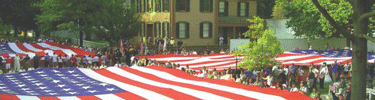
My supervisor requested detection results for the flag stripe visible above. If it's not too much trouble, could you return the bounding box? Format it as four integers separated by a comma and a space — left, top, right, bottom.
107, 67, 232, 100
38, 96, 60, 100
94, 69, 201, 100
95, 94, 124, 100
113, 92, 146, 100
133, 66, 288, 100
77, 68, 173, 100
23, 43, 44, 52
118, 67, 253, 100
0, 93, 20, 100
144, 66, 314, 100
76, 95, 102, 100
8, 43, 35, 57
17, 95, 41, 100
57, 96, 81, 100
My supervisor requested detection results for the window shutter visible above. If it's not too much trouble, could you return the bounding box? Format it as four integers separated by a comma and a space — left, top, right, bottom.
224, 1, 228, 16
143, 22, 146, 36
176, 23, 180, 38
245, 2, 249, 17
154, 23, 157, 37
237, 2, 241, 17
165, 0, 169, 11
159, 0, 162, 12
200, 23, 203, 38
186, 0, 190, 11
210, 0, 213, 12
176, 0, 180, 12
199, 0, 204, 12
186, 23, 189, 38
159, 23, 162, 37
209, 23, 213, 38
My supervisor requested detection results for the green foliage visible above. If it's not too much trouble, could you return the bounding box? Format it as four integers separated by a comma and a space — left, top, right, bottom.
242, 16, 265, 40
0, 0, 40, 32
257, 0, 276, 19
36, 0, 140, 44
272, 1, 286, 19
235, 17, 284, 70
279, 0, 375, 39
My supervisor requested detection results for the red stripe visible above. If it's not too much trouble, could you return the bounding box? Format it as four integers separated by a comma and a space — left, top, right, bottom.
280, 55, 322, 62
38, 96, 60, 100
16, 43, 46, 56
190, 61, 236, 70
146, 66, 315, 100
114, 92, 147, 100
77, 95, 101, 100
120, 67, 254, 100
31, 43, 48, 50
276, 53, 304, 57
0, 93, 20, 100
93, 69, 201, 100
180, 60, 232, 66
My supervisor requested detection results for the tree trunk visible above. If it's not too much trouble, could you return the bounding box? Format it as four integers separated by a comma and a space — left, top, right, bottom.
23, 29, 27, 39
79, 30, 84, 47
35, 30, 40, 39
85, 32, 92, 41
13, 25, 18, 37
351, 0, 370, 99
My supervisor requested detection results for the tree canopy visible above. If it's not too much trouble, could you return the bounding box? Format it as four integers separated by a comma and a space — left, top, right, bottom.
235, 17, 284, 70
36, 0, 140, 46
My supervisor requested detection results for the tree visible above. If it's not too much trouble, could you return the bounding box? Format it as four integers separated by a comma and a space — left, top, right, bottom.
235, 17, 284, 70
281, 0, 375, 99
257, 0, 276, 19
36, 0, 139, 47
271, 1, 286, 19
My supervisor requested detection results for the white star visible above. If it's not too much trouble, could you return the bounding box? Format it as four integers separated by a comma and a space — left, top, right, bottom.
9, 79, 20, 82
23, 76, 31, 78
39, 86, 48, 90
72, 74, 80, 77
76, 84, 85, 86
49, 93, 58, 95
26, 78, 36, 81
7, 77, 16, 80
13, 82, 23, 85
76, 77, 85, 79
39, 74, 48, 77
57, 84, 66, 88
62, 88, 72, 91
29, 93, 39, 95
71, 81, 79, 84
44, 77, 54, 80
68, 92, 77, 95
4, 75, 14, 78
25, 91, 35, 93
21, 88, 31, 91
52, 80, 60, 83
51, 70, 60, 73
61, 77, 69, 79
17, 84, 26, 87
36, 71, 44, 74
106, 88, 116, 91
0, 83, 5, 85
99, 83, 109, 86
0, 86, 7, 89
56, 74, 65, 76
30, 80, 39, 83
87, 90, 98, 93
68, 70, 75, 73
82, 86, 91, 89
44, 90, 52, 92
34, 83, 43, 86
20, 73, 29, 76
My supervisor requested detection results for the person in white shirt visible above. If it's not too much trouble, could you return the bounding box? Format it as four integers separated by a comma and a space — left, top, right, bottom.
114, 62, 122, 67
299, 83, 307, 94
52, 53, 58, 67
101, 55, 106, 65
220, 49, 225, 54
87, 55, 92, 68
343, 61, 350, 75
62, 55, 67, 67
272, 65, 279, 72
27, 67, 35, 71
57, 55, 63, 68
93, 55, 99, 67
289, 83, 299, 92
219, 36, 224, 46
319, 63, 328, 89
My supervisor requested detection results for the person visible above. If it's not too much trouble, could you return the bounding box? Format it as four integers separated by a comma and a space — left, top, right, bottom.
343, 61, 350, 76
125, 49, 131, 66
33, 54, 40, 69
289, 83, 298, 92
87, 55, 92, 68
177, 39, 183, 49
170, 37, 175, 47
220, 49, 225, 54
338, 62, 344, 81
57, 55, 63, 68
262, 73, 273, 87
309, 88, 317, 98
13, 54, 21, 72
62, 55, 68, 67
319, 63, 328, 89
45, 53, 50, 67
101, 54, 106, 66
0, 57, 4, 73
297, 66, 305, 84
278, 70, 287, 89
93, 55, 99, 67
316, 92, 322, 100
219, 36, 224, 46
332, 60, 338, 82
299, 82, 307, 94
52, 53, 58, 67
76, 55, 82, 67
23, 55, 31, 69
70, 54, 76, 67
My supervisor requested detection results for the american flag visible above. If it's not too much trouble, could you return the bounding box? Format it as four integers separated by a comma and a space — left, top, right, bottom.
143, 49, 374, 72
329, 84, 336, 91
0, 66, 313, 100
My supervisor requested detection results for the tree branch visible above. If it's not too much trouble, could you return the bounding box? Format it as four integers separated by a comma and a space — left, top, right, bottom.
361, 34, 375, 44
311, 0, 354, 40
360, 11, 375, 22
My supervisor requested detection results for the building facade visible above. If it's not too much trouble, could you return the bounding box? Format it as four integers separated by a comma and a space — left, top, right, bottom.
132, 0, 257, 46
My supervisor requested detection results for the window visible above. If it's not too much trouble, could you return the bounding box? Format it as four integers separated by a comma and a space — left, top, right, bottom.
200, 22, 212, 38
176, 0, 190, 12
218, 1, 228, 16
237, 2, 249, 17
200, 0, 213, 12
163, 0, 169, 11
176, 22, 189, 39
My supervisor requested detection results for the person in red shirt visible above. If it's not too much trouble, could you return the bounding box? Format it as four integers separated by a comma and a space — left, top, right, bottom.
70, 54, 76, 67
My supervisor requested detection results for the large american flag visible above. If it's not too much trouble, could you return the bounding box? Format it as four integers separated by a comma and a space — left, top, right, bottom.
144, 49, 375, 71
0, 66, 312, 100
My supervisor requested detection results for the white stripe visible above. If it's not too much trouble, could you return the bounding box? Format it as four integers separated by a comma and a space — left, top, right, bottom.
37, 43, 76, 55
131, 66, 286, 100
16, 95, 41, 100
150, 57, 198, 61
107, 67, 231, 100
281, 57, 351, 64
57, 96, 81, 100
78, 68, 172, 100
182, 61, 236, 68
23, 43, 43, 52
276, 54, 314, 61
95, 94, 124, 100
7, 43, 35, 57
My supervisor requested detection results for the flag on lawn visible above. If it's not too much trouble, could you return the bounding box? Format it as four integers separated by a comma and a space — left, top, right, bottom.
0, 66, 313, 100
